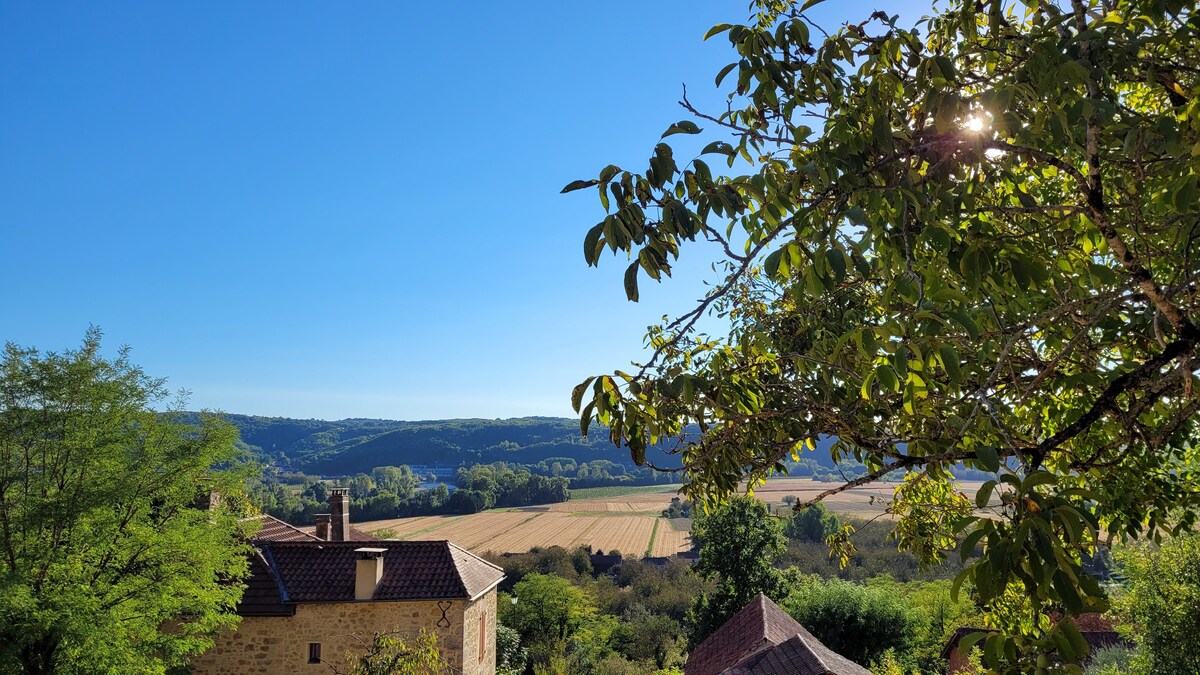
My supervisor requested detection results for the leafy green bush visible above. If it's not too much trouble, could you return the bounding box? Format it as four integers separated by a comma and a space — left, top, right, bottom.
783, 577, 920, 667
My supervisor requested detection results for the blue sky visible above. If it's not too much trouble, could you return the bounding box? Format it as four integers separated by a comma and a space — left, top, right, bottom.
1, 1, 930, 420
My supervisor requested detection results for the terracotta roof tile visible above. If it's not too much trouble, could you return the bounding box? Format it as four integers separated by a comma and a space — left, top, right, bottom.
686, 594, 803, 675
448, 541, 507, 599
722, 631, 872, 675
257, 540, 504, 603
686, 594, 870, 675
298, 524, 379, 542
236, 549, 295, 616
243, 515, 322, 542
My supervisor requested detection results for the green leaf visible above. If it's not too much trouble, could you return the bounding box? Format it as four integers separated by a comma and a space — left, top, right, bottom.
571, 378, 595, 412
579, 401, 596, 436
672, 201, 696, 238
893, 347, 909, 378
701, 141, 736, 156
800, 0, 828, 10
876, 365, 898, 392
715, 62, 738, 87
825, 249, 846, 282
1053, 573, 1086, 619
561, 179, 599, 193
661, 120, 702, 138
1022, 471, 1057, 491
1174, 177, 1197, 212
949, 310, 980, 341
961, 527, 988, 562
872, 114, 894, 150
977, 446, 1000, 473
623, 261, 640, 302
975, 480, 997, 508
703, 24, 733, 40
764, 249, 785, 279
583, 223, 604, 265
939, 345, 961, 384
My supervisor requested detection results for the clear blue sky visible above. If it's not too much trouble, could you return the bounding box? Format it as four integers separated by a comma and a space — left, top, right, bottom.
1, 1, 929, 421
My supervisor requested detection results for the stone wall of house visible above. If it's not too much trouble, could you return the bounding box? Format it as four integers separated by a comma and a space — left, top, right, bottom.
192, 589, 498, 675
461, 587, 497, 673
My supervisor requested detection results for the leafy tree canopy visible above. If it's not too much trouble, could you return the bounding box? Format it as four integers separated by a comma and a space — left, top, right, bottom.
688, 496, 787, 643
568, 0, 1200, 669
783, 576, 920, 667
1112, 532, 1200, 674
784, 500, 839, 542
0, 330, 250, 674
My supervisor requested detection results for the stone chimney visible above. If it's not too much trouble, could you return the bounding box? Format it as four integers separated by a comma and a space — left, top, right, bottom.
354, 548, 386, 601
329, 487, 350, 541
313, 514, 331, 541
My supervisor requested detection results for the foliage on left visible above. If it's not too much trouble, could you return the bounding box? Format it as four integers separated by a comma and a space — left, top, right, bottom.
0, 329, 251, 675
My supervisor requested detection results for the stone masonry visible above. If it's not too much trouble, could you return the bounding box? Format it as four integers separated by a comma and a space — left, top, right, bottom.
191, 588, 498, 675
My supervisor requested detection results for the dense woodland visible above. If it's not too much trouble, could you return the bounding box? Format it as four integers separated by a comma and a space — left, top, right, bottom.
248, 462, 572, 523
210, 414, 691, 474
223, 413, 1002, 497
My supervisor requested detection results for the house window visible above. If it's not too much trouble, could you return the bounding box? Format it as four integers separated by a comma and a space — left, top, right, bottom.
478, 611, 486, 662
308, 643, 322, 664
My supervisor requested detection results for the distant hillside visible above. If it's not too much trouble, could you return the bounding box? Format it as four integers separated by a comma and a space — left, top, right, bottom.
199, 414, 691, 475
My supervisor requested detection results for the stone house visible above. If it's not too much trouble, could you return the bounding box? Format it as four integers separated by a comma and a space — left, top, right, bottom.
685, 594, 871, 675
192, 489, 504, 674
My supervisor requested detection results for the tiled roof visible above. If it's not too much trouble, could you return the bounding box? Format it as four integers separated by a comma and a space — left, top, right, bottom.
447, 542, 508, 599
236, 549, 295, 616
298, 523, 380, 541
243, 514, 322, 542
254, 540, 504, 604
721, 631, 872, 675
685, 594, 870, 675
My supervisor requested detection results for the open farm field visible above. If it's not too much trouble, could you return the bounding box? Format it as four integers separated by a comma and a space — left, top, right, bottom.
359, 510, 690, 558
549, 490, 681, 513
569, 484, 683, 500
356, 478, 988, 557
752, 477, 989, 518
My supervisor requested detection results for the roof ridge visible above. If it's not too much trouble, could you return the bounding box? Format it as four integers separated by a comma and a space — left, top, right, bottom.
243, 514, 322, 542
257, 543, 290, 603
791, 628, 832, 672
446, 540, 505, 573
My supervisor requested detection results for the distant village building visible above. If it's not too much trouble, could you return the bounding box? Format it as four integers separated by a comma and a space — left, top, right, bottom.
685, 594, 870, 675
192, 488, 504, 675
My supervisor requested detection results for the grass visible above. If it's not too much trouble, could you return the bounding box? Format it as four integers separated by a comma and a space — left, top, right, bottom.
644, 518, 660, 557
569, 484, 682, 500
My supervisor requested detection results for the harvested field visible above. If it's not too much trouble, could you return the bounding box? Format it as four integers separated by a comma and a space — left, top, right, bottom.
356, 477, 983, 557
572, 515, 658, 556
548, 491, 679, 514
649, 525, 692, 557
359, 515, 460, 538
359, 510, 691, 558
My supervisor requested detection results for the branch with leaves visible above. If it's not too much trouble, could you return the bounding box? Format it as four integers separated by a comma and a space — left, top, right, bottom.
565, 0, 1200, 670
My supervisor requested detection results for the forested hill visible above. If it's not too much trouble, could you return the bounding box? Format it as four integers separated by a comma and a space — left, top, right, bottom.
197, 414, 695, 475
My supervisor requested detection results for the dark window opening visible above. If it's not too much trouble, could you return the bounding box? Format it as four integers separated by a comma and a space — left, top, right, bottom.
308, 643, 322, 664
